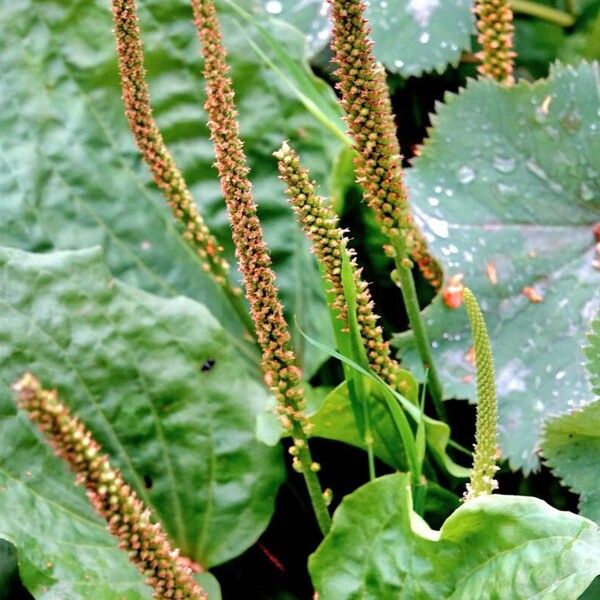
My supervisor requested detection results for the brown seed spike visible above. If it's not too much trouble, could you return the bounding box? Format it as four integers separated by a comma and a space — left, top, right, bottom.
12, 373, 207, 600
328, 0, 442, 289
191, 0, 330, 534
111, 0, 234, 292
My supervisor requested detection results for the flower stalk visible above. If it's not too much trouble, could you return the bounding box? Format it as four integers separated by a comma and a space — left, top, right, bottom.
192, 0, 331, 534
12, 373, 207, 600
275, 141, 411, 397
462, 288, 499, 501
328, 0, 444, 416
474, 0, 516, 84
111, 0, 254, 335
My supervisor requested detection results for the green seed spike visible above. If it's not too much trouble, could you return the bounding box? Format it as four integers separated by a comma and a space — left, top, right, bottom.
463, 287, 499, 501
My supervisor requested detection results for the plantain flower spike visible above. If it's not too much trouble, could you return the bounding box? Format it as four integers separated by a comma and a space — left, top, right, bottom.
12, 373, 207, 600
328, 0, 442, 289
275, 141, 409, 395
474, 0, 516, 84
462, 288, 500, 501
191, 0, 330, 533
111, 0, 235, 294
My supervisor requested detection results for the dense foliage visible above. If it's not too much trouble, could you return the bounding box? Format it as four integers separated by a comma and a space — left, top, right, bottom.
0, 0, 599, 598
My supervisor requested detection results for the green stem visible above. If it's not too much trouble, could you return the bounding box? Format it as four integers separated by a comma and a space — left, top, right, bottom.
294, 427, 332, 535
564, 0, 577, 16
363, 396, 376, 481
392, 241, 445, 421
511, 0, 575, 26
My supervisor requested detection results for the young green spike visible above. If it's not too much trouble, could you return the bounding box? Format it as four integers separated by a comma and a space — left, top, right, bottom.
462, 288, 500, 501
474, 0, 516, 84
274, 141, 410, 396
191, 0, 331, 535
12, 373, 207, 600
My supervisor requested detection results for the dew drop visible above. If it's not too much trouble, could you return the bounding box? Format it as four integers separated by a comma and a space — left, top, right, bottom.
427, 196, 439, 206
579, 182, 594, 202
427, 216, 449, 238
492, 155, 516, 174
456, 165, 476, 184
265, 0, 282, 14
419, 31, 430, 44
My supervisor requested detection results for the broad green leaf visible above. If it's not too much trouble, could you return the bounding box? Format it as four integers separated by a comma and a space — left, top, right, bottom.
0, 247, 284, 581
542, 400, 600, 524
310, 382, 468, 478
309, 473, 600, 599
310, 382, 412, 470
364, 0, 474, 76
542, 316, 600, 524
399, 61, 600, 470
0, 0, 339, 376
260, 0, 475, 77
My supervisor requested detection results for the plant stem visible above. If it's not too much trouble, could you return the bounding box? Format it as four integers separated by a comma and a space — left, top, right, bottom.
511, 0, 575, 26
392, 241, 445, 421
361, 384, 376, 481
294, 426, 332, 535
564, 0, 577, 16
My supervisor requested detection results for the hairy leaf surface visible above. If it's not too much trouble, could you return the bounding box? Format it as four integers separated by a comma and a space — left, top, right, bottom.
310, 473, 600, 599
0, 246, 283, 594
399, 62, 600, 470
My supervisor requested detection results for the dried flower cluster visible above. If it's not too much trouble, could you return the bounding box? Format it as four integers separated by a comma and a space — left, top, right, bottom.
328, 0, 442, 289
13, 373, 207, 600
474, 0, 516, 84
462, 289, 499, 501
275, 142, 409, 394
191, 0, 308, 437
112, 0, 232, 290
191, 0, 331, 533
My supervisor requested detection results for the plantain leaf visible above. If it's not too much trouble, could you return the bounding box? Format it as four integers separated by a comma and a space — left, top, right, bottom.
260, 0, 474, 76
399, 61, 600, 471
542, 315, 600, 524
0, 246, 284, 599
309, 473, 600, 599
310, 381, 411, 470
0, 0, 340, 375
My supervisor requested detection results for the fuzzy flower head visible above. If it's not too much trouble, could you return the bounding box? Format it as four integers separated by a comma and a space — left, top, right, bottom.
275, 141, 410, 394
112, 0, 232, 289
13, 373, 207, 600
474, 0, 516, 84
328, 0, 442, 289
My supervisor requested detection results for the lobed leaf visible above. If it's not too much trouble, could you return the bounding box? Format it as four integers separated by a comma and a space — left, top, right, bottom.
260, 0, 474, 76
399, 61, 600, 470
542, 315, 600, 524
